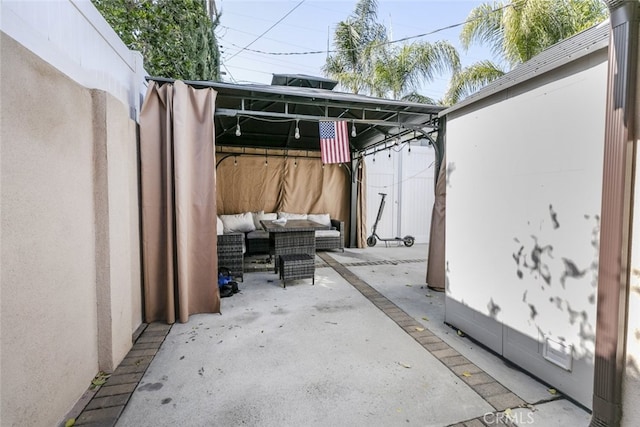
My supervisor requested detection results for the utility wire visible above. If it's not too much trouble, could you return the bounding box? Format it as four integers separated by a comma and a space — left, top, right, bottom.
219, 25, 316, 52
220, 2, 513, 57
225, 0, 306, 62
221, 63, 237, 83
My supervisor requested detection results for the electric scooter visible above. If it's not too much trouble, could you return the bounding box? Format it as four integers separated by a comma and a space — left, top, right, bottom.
366, 193, 415, 247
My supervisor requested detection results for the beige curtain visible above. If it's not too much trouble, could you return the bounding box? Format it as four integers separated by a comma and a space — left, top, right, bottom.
356, 157, 367, 248
139, 81, 220, 324
216, 155, 285, 213
426, 154, 446, 291
216, 156, 350, 239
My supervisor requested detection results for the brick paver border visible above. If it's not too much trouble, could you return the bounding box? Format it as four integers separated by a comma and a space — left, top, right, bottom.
71, 323, 172, 427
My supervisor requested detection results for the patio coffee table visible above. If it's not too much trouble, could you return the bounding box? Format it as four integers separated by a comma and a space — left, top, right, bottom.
260, 219, 329, 275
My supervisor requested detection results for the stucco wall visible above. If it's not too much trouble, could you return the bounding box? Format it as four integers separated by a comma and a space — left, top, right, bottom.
0, 31, 142, 426
1, 0, 146, 120
93, 90, 143, 371
445, 48, 608, 408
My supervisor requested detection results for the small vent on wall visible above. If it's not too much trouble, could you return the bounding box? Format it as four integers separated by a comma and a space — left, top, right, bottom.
543, 337, 573, 371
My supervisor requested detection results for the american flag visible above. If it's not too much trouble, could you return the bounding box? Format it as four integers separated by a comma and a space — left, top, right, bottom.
319, 121, 350, 164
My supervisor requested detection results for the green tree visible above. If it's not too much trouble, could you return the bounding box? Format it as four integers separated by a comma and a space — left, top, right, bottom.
92, 0, 220, 81
323, 0, 459, 102
371, 42, 460, 101
323, 0, 387, 94
444, 0, 608, 104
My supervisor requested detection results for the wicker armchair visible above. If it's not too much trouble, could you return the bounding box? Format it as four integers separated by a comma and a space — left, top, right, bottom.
315, 219, 345, 251
217, 233, 244, 281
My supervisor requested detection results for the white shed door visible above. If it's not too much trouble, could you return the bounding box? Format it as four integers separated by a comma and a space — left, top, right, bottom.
365, 145, 436, 244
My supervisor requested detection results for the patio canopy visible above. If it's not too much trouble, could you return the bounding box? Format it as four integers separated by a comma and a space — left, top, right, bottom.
147, 75, 445, 157
139, 77, 449, 324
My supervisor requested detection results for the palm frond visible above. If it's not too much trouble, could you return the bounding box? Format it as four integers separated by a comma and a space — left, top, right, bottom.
462, 0, 608, 66
460, 2, 506, 58
400, 92, 438, 105
443, 60, 505, 105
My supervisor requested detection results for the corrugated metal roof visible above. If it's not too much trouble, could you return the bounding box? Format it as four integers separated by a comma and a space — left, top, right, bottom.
441, 20, 610, 117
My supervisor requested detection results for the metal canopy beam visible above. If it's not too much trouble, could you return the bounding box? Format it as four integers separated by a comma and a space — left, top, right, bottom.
215, 108, 437, 129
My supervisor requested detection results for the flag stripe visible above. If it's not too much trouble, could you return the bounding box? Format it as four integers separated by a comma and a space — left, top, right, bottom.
319, 121, 350, 164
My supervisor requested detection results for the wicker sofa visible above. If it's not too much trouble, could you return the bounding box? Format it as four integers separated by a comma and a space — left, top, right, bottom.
218, 211, 345, 258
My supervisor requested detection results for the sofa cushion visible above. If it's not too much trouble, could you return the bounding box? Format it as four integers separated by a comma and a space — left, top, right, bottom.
246, 230, 270, 239
217, 216, 224, 235
220, 212, 256, 233
278, 211, 308, 220
252, 211, 277, 229
315, 230, 341, 238
308, 213, 331, 227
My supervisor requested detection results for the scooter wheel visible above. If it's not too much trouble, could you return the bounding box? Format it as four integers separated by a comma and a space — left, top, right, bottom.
366, 236, 377, 247
403, 236, 415, 247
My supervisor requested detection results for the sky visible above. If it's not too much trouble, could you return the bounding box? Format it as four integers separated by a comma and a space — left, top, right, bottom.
216, 0, 497, 101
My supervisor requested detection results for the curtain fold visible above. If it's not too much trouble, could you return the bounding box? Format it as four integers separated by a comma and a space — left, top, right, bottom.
140, 81, 220, 324
426, 154, 446, 291
356, 157, 367, 248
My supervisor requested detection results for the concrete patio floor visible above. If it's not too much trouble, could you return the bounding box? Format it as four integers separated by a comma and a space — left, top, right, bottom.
75, 245, 592, 426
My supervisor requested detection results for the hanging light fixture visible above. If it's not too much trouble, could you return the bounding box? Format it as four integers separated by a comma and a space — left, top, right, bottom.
264, 149, 268, 167
234, 156, 238, 166
351, 121, 356, 138
294, 157, 298, 168
235, 117, 241, 137
388, 148, 392, 159
294, 119, 300, 139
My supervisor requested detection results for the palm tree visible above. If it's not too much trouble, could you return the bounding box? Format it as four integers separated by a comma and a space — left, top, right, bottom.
323, 0, 387, 94
371, 41, 460, 101
444, 0, 608, 105
324, 0, 459, 102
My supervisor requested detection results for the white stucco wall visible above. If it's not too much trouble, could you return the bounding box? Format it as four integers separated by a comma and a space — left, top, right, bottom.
445, 48, 608, 408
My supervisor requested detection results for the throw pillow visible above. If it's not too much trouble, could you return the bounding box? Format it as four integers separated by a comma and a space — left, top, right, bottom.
252, 211, 277, 229
216, 216, 224, 235
220, 212, 256, 233
307, 213, 331, 227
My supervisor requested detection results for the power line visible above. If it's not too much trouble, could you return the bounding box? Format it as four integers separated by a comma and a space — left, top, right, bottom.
221, 63, 237, 83
221, 45, 319, 74
220, 3, 513, 57
219, 25, 317, 52
225, 0, 306, 62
